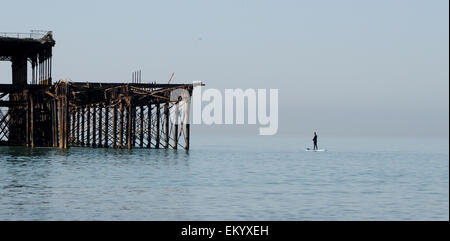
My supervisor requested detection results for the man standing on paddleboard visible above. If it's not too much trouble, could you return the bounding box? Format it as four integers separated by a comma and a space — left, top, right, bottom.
313, 131, 318, 150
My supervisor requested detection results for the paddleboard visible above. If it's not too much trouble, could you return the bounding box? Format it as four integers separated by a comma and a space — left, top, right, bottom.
305, 148, 326, 152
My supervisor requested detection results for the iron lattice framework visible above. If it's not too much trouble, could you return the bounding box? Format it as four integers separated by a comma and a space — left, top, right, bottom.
0, 82, 196, 150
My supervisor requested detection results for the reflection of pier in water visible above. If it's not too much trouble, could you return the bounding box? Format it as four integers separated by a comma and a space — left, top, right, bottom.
0, 31, 201, 150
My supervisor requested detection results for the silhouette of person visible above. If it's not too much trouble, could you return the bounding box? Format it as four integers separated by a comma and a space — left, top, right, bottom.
313, 132, 318, 150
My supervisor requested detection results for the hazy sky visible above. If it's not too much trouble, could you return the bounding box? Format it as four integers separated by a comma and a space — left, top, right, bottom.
1, 0, 448, 137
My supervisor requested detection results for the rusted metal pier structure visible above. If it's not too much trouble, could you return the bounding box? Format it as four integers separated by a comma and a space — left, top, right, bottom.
1, 31, 198, 150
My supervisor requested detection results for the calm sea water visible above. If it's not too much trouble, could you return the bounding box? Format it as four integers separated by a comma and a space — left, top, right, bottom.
0, 134, 448, 220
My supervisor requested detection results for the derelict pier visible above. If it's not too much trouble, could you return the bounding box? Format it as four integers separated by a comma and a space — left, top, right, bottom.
0, 31, 199, 150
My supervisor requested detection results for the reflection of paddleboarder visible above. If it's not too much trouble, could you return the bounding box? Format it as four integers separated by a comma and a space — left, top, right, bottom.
312, 131, 318, 150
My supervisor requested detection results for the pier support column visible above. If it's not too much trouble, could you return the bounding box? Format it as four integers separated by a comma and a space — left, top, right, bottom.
112, 105, 117, 148
58, 98, 63, 148
164, 102, 169, 149
98, 105, 103, 148
104, 105, 109, 148
185, 99, 191, 150
25, 91, 30, 147
173, 102, 178, 149
139, 106, 144, 148
147, 105, 151, 148
132, 106, 136, 147
57, 83, 69, 149
86, 106, 91, 147
127, 101, 133, 150
76, 108, 80, 145
155, 104, 160, 149
119, 103, 124, 148
30, 94, 34, 148
81, 107, 85, 146
71, 109, 75, 145
64, 90, 69, 149
92, 105, 96, 147
185, 124, 190, 150
51, 100, 57, 147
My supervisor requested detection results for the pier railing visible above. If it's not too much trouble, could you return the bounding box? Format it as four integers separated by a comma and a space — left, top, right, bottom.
0, 31, 49, 40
